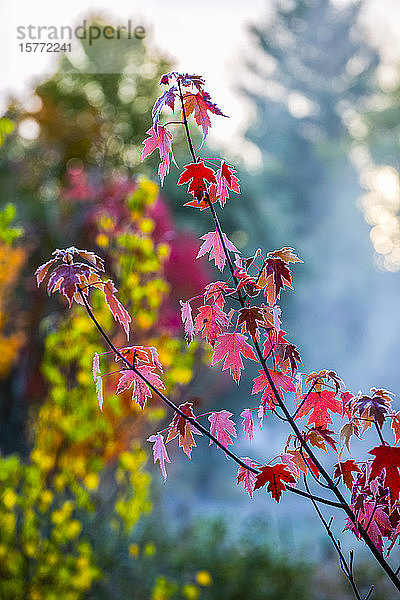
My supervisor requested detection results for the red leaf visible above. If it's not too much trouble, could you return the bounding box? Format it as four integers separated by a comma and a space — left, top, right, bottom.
194, 304, 229, 346
141, 125, 176, 186
211, 332, 257, 384
166, 402, 201, 458
391, 411, 400, 445
208, 410, 237, 447
183, 90, 227, 144
152, 86, 177, 123
204, 281, 232, 309
197, 230, 239, 271
334, 460, 362, 492
254, 463, 296, 502
260, 257, 293, 305
116, 365, 164, 409
240, 408, 254, 440
180, 300, 195, 344
215, 161, 240, 207
252, 369, 295, 409
177, 161, 217, 201
103, 280, 131, 339
147, 432, 171, 481
295, 390, 342, 429
237, 458, 258, 498
369, 444, 400, 500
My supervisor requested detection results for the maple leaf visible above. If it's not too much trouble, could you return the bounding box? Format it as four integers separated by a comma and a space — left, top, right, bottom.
208, 410, 237, 447
197, 230, 239, 271
369, 444, 400, 500
295, 390, 342, 429
267, 247, 302, 264
118, 345, 162, 371
204, 281, 232, 309
259, 257, 293, 306
116, 366, 164, 409
183, 90, 227, 144
147, 432, 171, 481
47, 263, 93, 307
240, 408, 254, 440
215, 161, 240, 207
95, 376, 103, 412
194, 304, 229, 346
282, 344, 302, 375
254, 463, 296, 502
160, 72, 205, 90
103, 280, 131, 339
92, 352, 100, 381
252, 369, 296, 407
307, 427, 338, 454
345, 500, 392, 554
141, 125, 176, 186
177, 161, 217, 201
391, 411, 400, 445
166, 402, 201, 458
282, 450, 319, 480
355, 390, 392, 429
237, 458, 258, 498
152, 86, 177, 123
334, 460, 362, 491
340, 421, 356, 452
211, 332, 257, 384
237, 307, 264, 339
179, 300, 195, 344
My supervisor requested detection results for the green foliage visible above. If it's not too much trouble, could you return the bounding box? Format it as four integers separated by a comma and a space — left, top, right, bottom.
0, 203, 23, 244
0, 117, 14, 146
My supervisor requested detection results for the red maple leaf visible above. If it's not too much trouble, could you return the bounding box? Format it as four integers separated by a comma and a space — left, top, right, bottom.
295, 390, 342, 429
260, 257, 293, 305
196, 230, 239, 271
152, 86, 177, 123
177, 161, 217, 201
116, 365, 164, 409
103, 280, 132, 340
240, 408, 254, 440
194, 304, 229, 346
211, 332, 257, 384
334, 460, 362, 492
369, 445, 400, 500
204, 281, 232, 309
208, 410, 237, 447
215, 161, 240, 207
141, 125, 176, 186
252, 369, 296, 408
166, 402, 201, 458
183, 90, 227, 144
237, 458, 258, 498
180, 300, 195, 344
147, 432, 171, 481
254, 463, 296, 502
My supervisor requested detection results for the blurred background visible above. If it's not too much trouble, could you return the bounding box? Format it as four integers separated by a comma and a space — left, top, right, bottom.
1, 0, 400, 598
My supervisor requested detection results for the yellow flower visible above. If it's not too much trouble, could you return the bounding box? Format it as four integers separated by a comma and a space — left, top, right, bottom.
196, 570, 212, 586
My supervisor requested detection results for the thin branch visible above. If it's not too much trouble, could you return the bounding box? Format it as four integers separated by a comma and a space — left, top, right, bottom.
303, 475, 363, 600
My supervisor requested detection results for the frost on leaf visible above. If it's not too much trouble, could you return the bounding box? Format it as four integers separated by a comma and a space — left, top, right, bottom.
147, 432, 171, 481
208, 410, 237, 447
180, 300, 195, 344
211, 332, 257, 384
254, 463, 296, 502
183, 90, 227, 144
116, 366, 164, 410
369, 444, 400, 500
295, 390, 342, 429
166, 402, 201, 458
141, 125, 176, 186
177, 161, 217, 201
194, 304, 229, 346
103, 280, 131, 340
237, 458, 258, 498
215, 161, 240, 207
96, 376, 103, 411
197, 230, 239, 271
240, 408, 254, 440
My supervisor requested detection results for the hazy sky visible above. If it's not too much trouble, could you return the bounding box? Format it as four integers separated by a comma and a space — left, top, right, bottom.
1, 0, 400, 146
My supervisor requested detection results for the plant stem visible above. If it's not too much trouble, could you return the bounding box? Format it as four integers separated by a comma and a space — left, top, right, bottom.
176, 83, 400, 593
